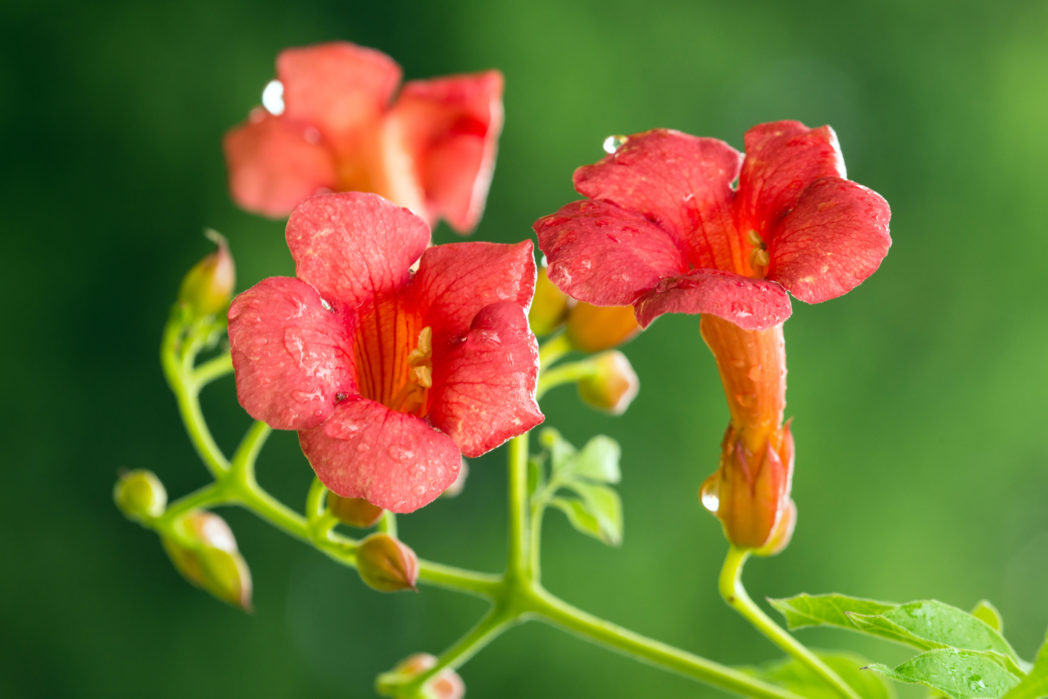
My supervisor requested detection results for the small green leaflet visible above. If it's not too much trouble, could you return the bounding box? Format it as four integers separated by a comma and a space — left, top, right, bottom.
533, 429, 623, 546
971, 600, 1004, 633
866, 649, 1019, 698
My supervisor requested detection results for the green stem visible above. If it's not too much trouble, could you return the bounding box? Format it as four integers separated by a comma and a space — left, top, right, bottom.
193, 352, 233, 386
529, 585, 803, 699
536, 360, 599, 399
505, 433, 530, 581
719, 546, 860, 699
377, 510, 398, 538
538, 332, 572, 368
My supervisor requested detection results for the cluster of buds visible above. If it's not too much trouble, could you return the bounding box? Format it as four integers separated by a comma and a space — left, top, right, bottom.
380, 653, 465, 699
530, 266, 640, 414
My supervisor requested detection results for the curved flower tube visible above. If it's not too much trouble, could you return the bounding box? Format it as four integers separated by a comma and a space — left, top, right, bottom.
228, 192, 542, 512
534, 121, 891, 551
224, 42, 504, 234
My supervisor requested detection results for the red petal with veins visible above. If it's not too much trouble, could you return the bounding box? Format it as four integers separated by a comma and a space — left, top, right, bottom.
228, 277, 356, 430
534, 200, 688, 306
428, 302, 542, 457
768, 178, 892, 304
286, 192, 430, 309
736, 121, 845, 237
299, 397, 461, 513
633, 269, 792, 331
223, 109, 338, 219
277, 42, 401, 149
574, 129, 741, 270
414, 240, 535, 343
389, 71, 504, 234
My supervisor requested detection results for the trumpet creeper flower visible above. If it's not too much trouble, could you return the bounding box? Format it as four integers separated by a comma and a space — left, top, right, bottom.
224, 42, 503, 234
534, 121, 891, 551
228, 192, 542, 512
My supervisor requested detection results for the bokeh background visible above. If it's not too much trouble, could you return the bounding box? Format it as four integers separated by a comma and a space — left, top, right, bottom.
4, 0, 1048, 696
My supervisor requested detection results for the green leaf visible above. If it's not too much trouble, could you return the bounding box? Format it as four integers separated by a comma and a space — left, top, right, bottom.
563, 480, 622, 546
867, 649, 1020, 698
850, 601, 1023, 673
769, 593, 895, 631
539, 428, 576, 472
566, 435, 621, 484
527, 456, 545, 499
746, 651, 895, 699
1002, 632, 1048, 699
550, 497, 605, 543
771, 594, 1024, 676
971, 600, 1004, 633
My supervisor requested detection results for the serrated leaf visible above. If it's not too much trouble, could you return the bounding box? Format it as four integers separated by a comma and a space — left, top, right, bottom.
769, 593, 895, 631
971, 601, 1004, 633
566, 435, 621, 484
746, 651, 895, 699
850, 601, 1023, 675
563, 480, 622, 546
1002, 632, 1048, 699
550, 497, 605, 543
867, 649, 1020, 698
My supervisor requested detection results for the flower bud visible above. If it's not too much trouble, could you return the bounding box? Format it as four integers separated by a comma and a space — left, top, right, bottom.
327, 493, 384, 528
565, 302, 640, 353
528, 266, 571, 336
162, 510, 252, 611
389, 654, 465, 699
576, 351, 639, 415
357, 533, 419, 593
113, 469, 167, 521
177, 230, 235, 318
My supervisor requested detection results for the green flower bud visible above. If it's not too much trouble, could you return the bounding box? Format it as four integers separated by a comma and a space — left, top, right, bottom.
114, 469, 167, 521
577, 351, 639, 415
327, 493, 384, 528
177, 230, 235, 318
357, 533, 419, 593
162, 511, 252, 611
383, 653, 465, 699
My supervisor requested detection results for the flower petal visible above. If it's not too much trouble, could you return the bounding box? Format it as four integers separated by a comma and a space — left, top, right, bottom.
573, 129, 741, 270
633, 269, 792, 330
768, 178, 892, 304
277, 42, 401, 149
299, 398, 461, 513
387, 71, 504, 234
534, 199, 688, 306
286, 192, 430, 309
428, 302, 542, 457
413, 240, 535, 342
223, 109, 338, 218
736, 121, 845, 236
228, 277, 355, 430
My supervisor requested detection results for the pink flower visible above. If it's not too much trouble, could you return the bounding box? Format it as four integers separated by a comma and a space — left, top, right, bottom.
228, 192, 542, 512
224, 42, 503, 234
533, 121, 891, 330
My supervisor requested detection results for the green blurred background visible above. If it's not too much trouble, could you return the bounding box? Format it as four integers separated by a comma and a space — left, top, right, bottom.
4, 0, 1048, 696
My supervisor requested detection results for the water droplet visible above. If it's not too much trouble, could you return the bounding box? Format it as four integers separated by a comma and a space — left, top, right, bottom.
387, 445, 415, 463
261, 79, 285, 115
283, 328, 306, 364
356, 443, 371, 453
602, 134, 628, 154
700, 480, 720, 514
291, 389, 319, 404
320, 298, 333, 312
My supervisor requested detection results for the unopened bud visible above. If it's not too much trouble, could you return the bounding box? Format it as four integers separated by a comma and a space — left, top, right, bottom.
389, 654, 465, 699
177, 230, 235, 318
754, 499, 796, 557
441, 458, 469, 498
327, 493, 384, 528
566, 302, 640, 353
529, 266, 571, 336
113, 469, 167, 521
162, 510, 252, 611
577, 351, 639, 415
357, 533, 419, 593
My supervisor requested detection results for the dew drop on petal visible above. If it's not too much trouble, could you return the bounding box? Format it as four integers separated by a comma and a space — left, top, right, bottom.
387, 445, 415, 463
700, 480, 720, 514
602, 134, 628, 154
262, 80, 285, 115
